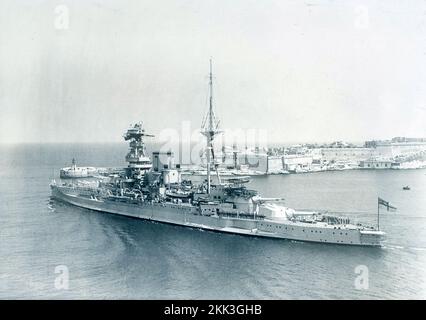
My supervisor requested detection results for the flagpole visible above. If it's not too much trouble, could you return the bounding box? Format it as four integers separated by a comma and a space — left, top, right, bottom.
377, 197, 396, 231
377, 198, 380, 231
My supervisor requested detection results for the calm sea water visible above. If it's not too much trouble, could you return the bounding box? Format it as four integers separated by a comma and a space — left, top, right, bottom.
0, 144, 425, 299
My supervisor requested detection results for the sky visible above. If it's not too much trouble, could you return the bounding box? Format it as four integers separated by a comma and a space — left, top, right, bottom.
0, 0, 425, 144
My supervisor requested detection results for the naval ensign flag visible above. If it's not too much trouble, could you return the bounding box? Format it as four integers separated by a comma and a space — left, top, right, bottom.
378, 197, 397, 211
377, 197, 396, 230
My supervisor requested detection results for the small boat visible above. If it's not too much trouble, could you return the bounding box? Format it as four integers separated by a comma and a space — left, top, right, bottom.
165, 189, 192, 199
403, 186, 410, 190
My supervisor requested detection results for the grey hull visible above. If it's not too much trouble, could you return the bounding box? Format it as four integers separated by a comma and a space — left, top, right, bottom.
51, 186, 384, 246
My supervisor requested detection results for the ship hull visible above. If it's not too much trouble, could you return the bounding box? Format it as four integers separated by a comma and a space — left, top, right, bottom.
51, 186, 384, 246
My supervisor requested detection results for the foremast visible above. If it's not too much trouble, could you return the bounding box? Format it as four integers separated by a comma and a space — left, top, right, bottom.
201, 59, 222, 194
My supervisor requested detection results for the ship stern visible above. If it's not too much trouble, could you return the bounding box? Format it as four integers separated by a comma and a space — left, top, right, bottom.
360, 230, 386, 246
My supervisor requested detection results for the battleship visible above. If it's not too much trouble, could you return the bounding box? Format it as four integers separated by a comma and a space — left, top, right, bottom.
50, 61, 385, 246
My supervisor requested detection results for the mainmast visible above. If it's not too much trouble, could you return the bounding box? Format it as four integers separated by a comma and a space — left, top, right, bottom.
201, 59, 221, 194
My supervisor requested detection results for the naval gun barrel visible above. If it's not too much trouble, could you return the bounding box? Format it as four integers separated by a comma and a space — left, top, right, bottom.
253, 197, 285, 204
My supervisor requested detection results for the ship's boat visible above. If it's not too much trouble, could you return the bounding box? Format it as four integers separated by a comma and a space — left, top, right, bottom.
165, 189, 192, 199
